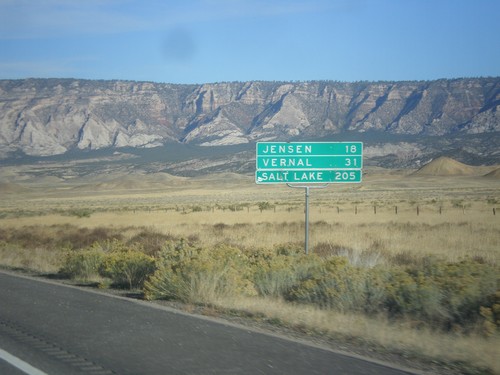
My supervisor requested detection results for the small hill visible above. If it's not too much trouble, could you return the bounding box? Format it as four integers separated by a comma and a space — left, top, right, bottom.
0, 182, 31, 193
484, 167, 500, 179
412, 157, 477, 176
74, 172, 188, 191
192, 172, 252, 182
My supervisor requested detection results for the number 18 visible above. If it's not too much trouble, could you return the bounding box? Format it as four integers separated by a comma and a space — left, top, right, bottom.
345, 145, 357, 153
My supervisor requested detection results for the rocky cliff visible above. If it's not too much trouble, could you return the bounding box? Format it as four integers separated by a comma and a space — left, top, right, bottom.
0, 78, 499, 162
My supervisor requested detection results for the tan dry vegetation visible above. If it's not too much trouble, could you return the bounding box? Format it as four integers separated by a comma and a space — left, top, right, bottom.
1, 167, 499, 270
0, 245, 63, 273
2, 197, 498, 264
1, 168, 499, 265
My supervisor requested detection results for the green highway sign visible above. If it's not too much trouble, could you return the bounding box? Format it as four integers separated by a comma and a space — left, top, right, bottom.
256, 169, 362, 184
256, 142, 362, 156
256, 142, 363, 184
257, 155, 362, 170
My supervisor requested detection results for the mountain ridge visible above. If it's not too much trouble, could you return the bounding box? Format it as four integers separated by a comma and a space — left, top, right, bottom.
0, 77, 499, 169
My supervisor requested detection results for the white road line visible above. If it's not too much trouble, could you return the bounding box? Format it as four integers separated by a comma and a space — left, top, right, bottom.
0, 348, 49, 375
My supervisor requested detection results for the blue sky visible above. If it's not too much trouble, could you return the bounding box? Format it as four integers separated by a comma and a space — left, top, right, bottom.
0, 0, 499, 84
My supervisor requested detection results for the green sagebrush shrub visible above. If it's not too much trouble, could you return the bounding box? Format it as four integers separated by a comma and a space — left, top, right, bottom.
480, 290, 500, 336
99, 244, 155, 289
285, 256, 386, 313
248, 244, 319, 298
59, 247, 106, 282
384, 258, 499, 330
285, 255, 499, 331
144, 239, 254, 303
59, 240, 155, 289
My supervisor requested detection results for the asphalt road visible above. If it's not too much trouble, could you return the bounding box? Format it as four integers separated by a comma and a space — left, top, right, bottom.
0, 271, 416, 375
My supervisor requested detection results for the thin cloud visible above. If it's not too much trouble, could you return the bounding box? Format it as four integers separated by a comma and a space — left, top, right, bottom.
0, 0, 353, 39
0, 56, 98, 79
0, 61, 72, 78
0, 0, 151, 39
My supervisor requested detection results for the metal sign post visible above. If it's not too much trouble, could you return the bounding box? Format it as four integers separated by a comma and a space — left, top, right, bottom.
287, 183, 328, 255
256, 142, 363, 254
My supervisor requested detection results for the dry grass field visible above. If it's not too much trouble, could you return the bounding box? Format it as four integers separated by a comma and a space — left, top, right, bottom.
1, 165, 499, 374
2, 167, 498, 262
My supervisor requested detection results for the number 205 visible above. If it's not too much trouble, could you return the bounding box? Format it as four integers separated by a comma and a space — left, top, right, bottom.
334, 171, 357, 180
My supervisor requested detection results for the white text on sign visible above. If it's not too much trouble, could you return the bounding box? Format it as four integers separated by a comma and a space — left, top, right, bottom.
255, 170, 361, 184
260, 144, 313, 154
